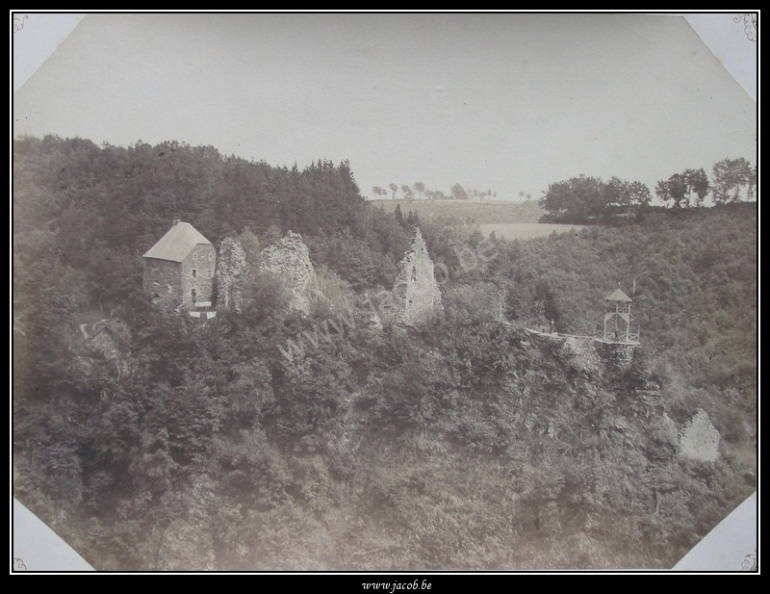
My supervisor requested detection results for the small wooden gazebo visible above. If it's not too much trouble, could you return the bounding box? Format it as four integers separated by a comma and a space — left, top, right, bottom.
599, 288, 640, 344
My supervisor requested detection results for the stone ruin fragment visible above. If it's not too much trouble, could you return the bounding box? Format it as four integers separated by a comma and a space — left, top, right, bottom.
217, 231, 319, 315
259, 231, 318, 315
392, 227, 443, 326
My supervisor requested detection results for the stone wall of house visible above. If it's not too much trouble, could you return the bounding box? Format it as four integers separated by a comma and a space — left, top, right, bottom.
180, 244, 216, 308
144, 244, 216, 309
393, 228, 443, 326
143, 258, 183, 308
679, 408, 720, 462
260, 231, 317, 315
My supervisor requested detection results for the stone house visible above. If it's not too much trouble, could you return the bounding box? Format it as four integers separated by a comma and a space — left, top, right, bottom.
143, 220, 216, 309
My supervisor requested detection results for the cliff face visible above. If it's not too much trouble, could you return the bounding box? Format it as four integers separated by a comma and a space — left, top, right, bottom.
393, 228, 443, 326
260, 231, 318, 315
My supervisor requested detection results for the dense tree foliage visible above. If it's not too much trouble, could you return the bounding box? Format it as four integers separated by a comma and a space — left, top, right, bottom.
543, 158, 755, 222
656, 160, 755, 208
13, 136, 755, 570
539, 175, 651, 223
711, 158, 756, 205
489, 205, 757, 395
655, 169, 711, 208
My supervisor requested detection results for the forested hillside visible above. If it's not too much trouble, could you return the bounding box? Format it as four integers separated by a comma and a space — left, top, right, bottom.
13, 136, 756, 570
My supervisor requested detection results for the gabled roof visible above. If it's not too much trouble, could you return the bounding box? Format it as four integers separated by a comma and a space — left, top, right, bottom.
143, 222, 212, 262
605, 288, 632, 302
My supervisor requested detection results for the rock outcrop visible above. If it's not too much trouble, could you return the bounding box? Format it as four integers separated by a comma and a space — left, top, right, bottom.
216, 231, 319, 315
260, 231, 317, 315
217, 237, 247, 312
679, 408, 720, 462
560, 336, 601, 375
393, 228, 443, 326
73, 318, 132, 381
593, 341, 636, 369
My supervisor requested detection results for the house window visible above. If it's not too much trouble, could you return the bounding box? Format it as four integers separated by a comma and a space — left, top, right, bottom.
208, 253, 212, 261
207, 270, 212, 278
191, 288, 197, 300
193, 253, 197, 260
192, 269, 197, 278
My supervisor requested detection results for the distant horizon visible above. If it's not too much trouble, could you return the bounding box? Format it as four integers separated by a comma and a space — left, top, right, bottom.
12, 130, 756, 209
14, 14, 756, 203
11, 131, 756, 208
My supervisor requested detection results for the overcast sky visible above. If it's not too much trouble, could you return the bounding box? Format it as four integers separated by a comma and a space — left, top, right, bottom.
13, 13, 756, 201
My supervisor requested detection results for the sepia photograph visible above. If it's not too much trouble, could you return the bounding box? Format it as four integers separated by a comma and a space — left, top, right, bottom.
12, 11, 758, 573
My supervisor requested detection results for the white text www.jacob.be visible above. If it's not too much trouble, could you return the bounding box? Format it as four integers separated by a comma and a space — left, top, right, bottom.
362, 580, 431, 592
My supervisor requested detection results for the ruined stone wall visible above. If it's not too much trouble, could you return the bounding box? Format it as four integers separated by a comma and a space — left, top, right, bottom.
217, 237, 247, 311
394, 228, 443, 326
260, 231, 317, 315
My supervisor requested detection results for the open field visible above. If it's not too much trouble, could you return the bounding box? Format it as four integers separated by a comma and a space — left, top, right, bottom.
369, 199, 585, 239
369, 199, 544, 225
479, 222, 586, 240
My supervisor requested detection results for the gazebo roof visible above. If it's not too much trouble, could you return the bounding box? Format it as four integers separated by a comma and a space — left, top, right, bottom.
605, 288, 632, 302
